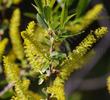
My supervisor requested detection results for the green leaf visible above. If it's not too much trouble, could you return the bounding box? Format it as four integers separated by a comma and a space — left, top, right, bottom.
65, 0, 73, 7
32, 4, 39, 12
64, 40, 71, 52
36, 13, 48, 28
64, 13, 76, 25
50, 0, 56, 8
56, 31, 73, 41
76, 0, 91, 18
43, 6, 51, 23
38, 78, 44, 85
50, 51, 66, 60
41, 62, 50, 73
34, 0, 43, 13
24, 12, 36, 19
0, 91, 13, 99
0, 0, 2, 4
50, 15, 60, 29
60, 2, 68, 28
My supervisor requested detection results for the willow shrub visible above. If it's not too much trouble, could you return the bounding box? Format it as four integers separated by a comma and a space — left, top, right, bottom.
0, 0, 108, 100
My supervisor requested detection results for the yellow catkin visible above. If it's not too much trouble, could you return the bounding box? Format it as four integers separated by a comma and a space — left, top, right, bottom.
9, 8, 24, 61
12, 0, 21, 5
22, 21, 44, 55
0, 38, 8, 61
73, 27, 108, 56
21, 21, 48, 73
7, 50, 16, 62
24, 21, 48, 54
47, 27, 108, 100
60, 27, 108, 81
23, 38, 46, 73
66, 4, 103, 33
47, 84, 65, 100
47, 77, 65, 100
27, 91, 41, 100
4, 56, 20, 82
4, 56, 31, 100
107, 76, 110, 93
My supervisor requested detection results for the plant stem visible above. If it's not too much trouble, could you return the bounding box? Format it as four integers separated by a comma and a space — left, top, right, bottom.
0, 83, 14, 97
47, 29, 55, 100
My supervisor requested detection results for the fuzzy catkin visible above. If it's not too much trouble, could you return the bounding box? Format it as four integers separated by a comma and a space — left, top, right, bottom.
21, 21, 48, 74
66, 4, 103, 33
12, 0, 21, 4
0, 38, 8, 61
9, 9, 24, 61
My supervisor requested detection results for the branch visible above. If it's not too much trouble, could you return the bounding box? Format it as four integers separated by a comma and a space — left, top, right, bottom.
0, 83, 14, 97
79, 72, 110, 91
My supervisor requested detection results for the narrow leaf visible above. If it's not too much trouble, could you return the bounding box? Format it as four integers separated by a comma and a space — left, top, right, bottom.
36, 13, 48, 28
24, 12, 36, 19
34, 0, 43, 13
43, 6, 51, 22
50, 0, 56, 8
64, 13, 76, 25
76, 0, 91, 18
60, 2, 68, 28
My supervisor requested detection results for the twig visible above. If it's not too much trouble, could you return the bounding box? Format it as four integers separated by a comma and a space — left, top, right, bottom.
0, 83, 14, 97
79, 72, 110, 91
